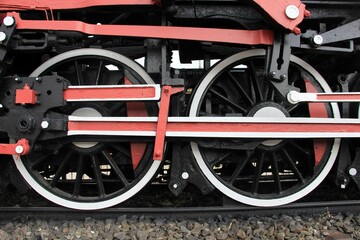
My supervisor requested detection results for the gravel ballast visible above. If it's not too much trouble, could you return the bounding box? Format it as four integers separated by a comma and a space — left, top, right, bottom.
0, 212, 358, 239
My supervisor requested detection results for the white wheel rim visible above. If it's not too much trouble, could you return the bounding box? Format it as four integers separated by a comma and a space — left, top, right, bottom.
189, 49, 341, 207
13, 49, 160, 210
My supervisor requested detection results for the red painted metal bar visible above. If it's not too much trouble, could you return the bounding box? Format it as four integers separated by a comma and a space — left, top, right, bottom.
252, 0, 310, 34
153, 86, 184, 161
0, 0, 157, 11
1, 0, 308, 34
67, 119, 360, 136
0, 139, 30, 156
317, 93, 360, 101
9, 13, 274, 45
64, 85, 159, 102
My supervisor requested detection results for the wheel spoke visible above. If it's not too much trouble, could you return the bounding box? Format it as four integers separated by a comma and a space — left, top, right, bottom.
101, 150, 129, 186
251, 152, 264, 194
271, 152, 281, 194
209, 151, 232, 167
288, 140, 310, 157
208, 88, 246, 113
287, 103, 299, 113
94, 60, 104, 85
73, 155, 84, 196
248, 61, 263, 101
50, 150, 74, 187
268, 88, 275, 101
229, 152, 252, 185
109, 103, 126, 115
227, 71, 253, 105
75, 60, 84, 85
30, 153, 52, 169
281, 149, 305, 183
109, 143, 131, 158
91, 154, 106, 197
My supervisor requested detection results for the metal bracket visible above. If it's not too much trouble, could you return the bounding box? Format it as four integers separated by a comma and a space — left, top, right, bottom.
169, 144, 214, 196
0, 16, 16, 77
320, 19, 360, 45
335, 141, 352, 189
349, 148, 360, 190
266, 33, 300, 97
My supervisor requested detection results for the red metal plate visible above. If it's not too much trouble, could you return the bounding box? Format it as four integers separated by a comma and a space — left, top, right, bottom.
10, 13, 274, 45
305, 80, 329, 167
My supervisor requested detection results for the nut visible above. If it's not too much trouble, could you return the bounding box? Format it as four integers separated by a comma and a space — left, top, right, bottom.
285, 5, 300, 20
3, 16, 15, 27
15, 145, 24, 154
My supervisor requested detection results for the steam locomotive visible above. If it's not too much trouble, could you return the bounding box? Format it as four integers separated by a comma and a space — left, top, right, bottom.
0, 0, 359, 210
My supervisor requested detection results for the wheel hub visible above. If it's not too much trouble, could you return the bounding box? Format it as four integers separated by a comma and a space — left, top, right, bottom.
71, 107, 102, 148
248, 102, 289, 147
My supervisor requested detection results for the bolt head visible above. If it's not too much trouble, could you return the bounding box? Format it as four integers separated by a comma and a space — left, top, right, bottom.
181, 172, 189, 180
15, 145, 24, 154
313, 35, 323, 46
172, 183, 178, 189
41, 121, 49, 129
349, 168, 357, 176
0, 32, 6, 42
285, 5, 300, 20
3, 16, 15, 27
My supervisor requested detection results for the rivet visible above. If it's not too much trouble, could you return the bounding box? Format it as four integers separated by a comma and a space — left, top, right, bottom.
172, 183, 178, 189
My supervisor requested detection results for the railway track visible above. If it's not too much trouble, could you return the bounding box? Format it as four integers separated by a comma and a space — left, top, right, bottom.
1, 200, 360, 221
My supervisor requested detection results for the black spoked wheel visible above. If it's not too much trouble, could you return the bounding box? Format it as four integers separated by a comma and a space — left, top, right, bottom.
14, 49, 160, 210
189, 49, 340, 207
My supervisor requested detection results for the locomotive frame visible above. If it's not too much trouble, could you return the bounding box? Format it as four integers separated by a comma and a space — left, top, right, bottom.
0, 0, 360, 210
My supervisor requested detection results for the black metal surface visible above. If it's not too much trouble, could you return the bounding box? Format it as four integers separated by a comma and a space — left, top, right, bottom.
0, 16, 16, 77
350, 149, 360, 191
266, 34, 300, 97
0, 76, 68, 144
169, 144, 214, 196
321, 19, 360, 45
